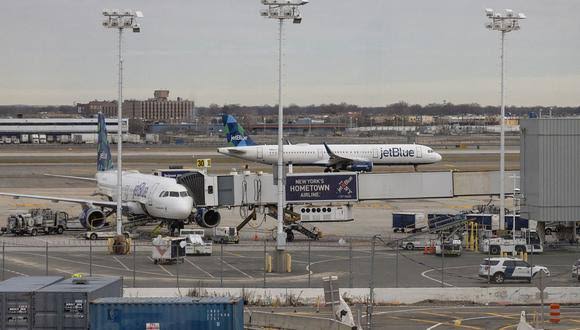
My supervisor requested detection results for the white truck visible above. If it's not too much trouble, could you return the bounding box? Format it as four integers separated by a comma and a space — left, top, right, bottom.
39, 134, 47, 144
31, 134, 40, 144
179, 227, 239, 244
20, 134, 29, 144
481, 229, 543, 255
179, 231, 212, 256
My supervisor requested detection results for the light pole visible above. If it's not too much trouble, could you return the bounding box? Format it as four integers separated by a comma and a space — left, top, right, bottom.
484, 8, 525, 229
260, 0, 308, 250
102, 9, 143, 235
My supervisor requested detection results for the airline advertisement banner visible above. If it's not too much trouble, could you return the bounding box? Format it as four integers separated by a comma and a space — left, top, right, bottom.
286, 173, 358, 203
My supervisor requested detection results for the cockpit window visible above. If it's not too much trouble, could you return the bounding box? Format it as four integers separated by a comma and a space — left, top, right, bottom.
427, 149, 433, 153
170, 192, 179, 197
161, 191, 168, 197
180, 191, 189, 197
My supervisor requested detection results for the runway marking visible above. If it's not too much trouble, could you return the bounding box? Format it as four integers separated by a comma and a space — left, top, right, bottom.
184, 258, 215, 278
113, 256, 131, 271
147, 257, 174, 276
385, 315, 481, 330
220, 258, 253, 279
19, 252, 167, 277
420, 269, 454, 287
4, 268, 28, 276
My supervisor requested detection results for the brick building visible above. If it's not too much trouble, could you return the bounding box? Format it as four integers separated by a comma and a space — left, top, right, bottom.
79, 90, 194, 123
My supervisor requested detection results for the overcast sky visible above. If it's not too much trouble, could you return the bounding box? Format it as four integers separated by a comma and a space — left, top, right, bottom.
1, 1, 579, 107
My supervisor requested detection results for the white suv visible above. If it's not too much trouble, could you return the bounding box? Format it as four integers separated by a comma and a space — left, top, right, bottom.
479, 257, 550, 284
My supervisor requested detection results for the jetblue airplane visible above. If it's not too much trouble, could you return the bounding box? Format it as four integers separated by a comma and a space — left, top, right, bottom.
0, 114, 196, 230
217, 115, 442, 172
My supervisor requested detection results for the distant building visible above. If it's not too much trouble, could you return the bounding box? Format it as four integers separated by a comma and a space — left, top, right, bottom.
79, 90, 194, 123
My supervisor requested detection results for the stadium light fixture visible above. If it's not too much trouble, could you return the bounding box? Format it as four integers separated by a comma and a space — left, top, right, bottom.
260, 0, 307, 250
484, 8, 525, 250
102, 9, 143, 235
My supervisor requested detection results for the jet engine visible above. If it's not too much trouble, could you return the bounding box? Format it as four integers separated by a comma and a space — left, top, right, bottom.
78, 208, 107, 229
345, 160, 373, 172
194, 208, 221, 228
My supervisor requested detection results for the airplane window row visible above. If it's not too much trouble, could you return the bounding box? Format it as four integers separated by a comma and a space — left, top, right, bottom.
159, 191, 190, 198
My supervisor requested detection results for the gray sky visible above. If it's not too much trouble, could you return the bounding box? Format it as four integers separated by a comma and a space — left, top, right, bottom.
1, 0, 579, 107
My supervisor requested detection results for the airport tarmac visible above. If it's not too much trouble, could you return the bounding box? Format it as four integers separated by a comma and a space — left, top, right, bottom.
0, 238, 578, 289
259, 305, 580, 329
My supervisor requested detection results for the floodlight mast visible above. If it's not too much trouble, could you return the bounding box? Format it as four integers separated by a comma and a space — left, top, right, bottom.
102, 9, 142, 235
260, 0, 307, 251
484, 8, 525, 237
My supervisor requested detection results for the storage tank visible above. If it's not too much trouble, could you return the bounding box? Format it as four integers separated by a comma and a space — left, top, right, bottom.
0, 276, 63, 330
33, 276, 122, 330
90, 297, 244, 330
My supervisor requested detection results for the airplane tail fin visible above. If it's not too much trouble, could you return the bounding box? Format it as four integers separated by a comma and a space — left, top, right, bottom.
96, 113, 114, 171
222, 114, 256, 147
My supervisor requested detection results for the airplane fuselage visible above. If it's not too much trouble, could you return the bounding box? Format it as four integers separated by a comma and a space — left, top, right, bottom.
218, 144, 442, 168
95, 170, 193, 221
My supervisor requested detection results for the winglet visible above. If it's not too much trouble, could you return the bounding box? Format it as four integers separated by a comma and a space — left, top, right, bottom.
323, 142, 337, 157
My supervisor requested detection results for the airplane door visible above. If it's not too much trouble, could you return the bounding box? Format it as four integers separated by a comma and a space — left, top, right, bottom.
372, 148, 379, 159
416, 146, 422, 158
147, 183, 159, 206
318, 149, 324, 159
257, 147, 263, 160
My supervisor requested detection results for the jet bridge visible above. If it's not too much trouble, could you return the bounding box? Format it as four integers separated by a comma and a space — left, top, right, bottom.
163, 169, 515, 240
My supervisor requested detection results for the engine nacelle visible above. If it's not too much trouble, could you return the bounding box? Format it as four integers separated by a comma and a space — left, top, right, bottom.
194, 208, 221, 228
345, 160, 373, 172
78, 208, 107, 229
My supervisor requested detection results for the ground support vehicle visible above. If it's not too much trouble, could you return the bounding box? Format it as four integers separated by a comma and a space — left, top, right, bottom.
182, 234, 212, 256
481, 229, 543, 255
392, 212, 427, 233
400, 236, 437, 250
6, 208, 68, 236
435, 239, 462, 256
479, 257, 550, 284
151, 236, 186, 264
84, 231, 131, 240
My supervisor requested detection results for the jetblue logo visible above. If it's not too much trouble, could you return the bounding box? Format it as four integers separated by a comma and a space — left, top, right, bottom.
133, 182, 148, 198
379, 147, 415, 159
229, 134, 247, 141
98, 152, 108, 161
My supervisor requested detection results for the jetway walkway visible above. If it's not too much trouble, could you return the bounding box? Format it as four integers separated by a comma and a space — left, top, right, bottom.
166, 169, 518, 240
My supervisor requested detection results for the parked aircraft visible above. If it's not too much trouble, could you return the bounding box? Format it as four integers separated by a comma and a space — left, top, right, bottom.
0, 114, 215, 230
217, 115, 442, 172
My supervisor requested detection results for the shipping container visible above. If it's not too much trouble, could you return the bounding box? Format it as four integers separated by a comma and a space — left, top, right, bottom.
392, 212, 426, 233
33, 276, 122, 330
0, 276, 63, 330
90, 297, 244, 330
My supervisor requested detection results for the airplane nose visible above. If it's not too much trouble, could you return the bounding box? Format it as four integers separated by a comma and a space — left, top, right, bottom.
176, 198, 194, 219
435, 152, 442, 162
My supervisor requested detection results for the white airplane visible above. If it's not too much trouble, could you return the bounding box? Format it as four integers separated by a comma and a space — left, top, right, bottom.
0, 114, 203, 230
218, 115, 442, 172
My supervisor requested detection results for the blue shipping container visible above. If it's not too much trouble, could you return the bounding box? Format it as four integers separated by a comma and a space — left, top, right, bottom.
504, 215, 528, 230
90, 297, 244, 330
392, 213, 416, 229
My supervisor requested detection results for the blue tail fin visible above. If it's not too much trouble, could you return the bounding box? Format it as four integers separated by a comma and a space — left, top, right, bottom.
222, 114, 256, 147
96, 113, 113, 171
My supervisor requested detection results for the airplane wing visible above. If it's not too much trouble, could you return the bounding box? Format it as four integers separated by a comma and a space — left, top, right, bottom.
323, 142, 368, 167
0, 192, 122, 209
323, 142, 352, 166
44, 174, 97, 182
